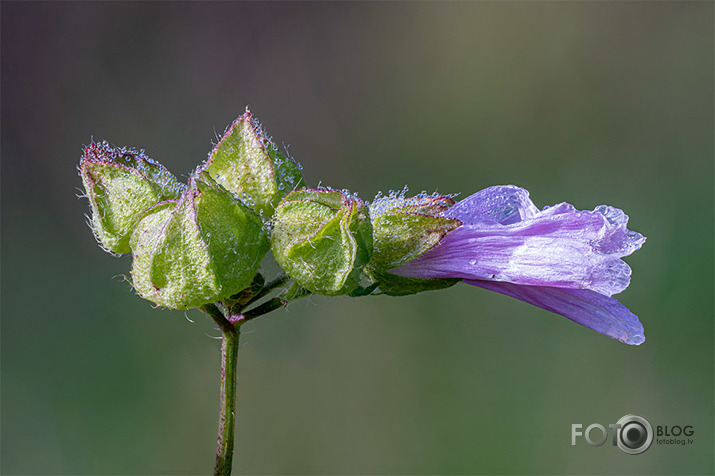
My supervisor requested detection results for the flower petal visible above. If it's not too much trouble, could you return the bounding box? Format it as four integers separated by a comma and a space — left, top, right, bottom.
391, 207, 643, 296
463, 280, 645, 345
445, 185, 540, 225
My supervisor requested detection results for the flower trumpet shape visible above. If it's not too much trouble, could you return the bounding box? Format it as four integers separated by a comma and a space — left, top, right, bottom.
389, 185, 646, 345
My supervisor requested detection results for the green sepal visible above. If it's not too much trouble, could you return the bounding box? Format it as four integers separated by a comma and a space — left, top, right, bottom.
366, 194, 462, 296
271, 189, 373, 296
130, 178, 270, 310
199, 111, 304, 218
80, 142, 185, 254
366, 270, 461, 296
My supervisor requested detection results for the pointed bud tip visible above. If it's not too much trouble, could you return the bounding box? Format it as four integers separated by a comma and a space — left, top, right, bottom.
199, 112, 304, 218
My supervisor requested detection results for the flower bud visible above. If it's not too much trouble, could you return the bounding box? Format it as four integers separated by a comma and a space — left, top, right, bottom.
198, 111, 304, 218
365, 192, 462, 295
130, 177, 270, 309
79, 142, 186, 254
271, 189, 372, 296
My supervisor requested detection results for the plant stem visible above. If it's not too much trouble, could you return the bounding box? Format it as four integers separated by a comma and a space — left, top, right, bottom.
240, 284, 311, 322
242, 297, 285, 320
202, 304, 239, 476
216, 322, 238, 475
243, 275, 290, 307
199, 283, 309, 474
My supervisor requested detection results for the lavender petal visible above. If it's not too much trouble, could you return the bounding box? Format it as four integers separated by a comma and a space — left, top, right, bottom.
464, 280, 645, 345
445, 185, 540, 225
391, 209, 639, 296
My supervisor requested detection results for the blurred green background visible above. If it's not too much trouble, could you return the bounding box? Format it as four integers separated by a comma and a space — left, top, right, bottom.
2, 2, 712, 474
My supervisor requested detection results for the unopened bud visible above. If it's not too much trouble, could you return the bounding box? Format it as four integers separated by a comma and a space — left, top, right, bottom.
80, 142, 185, 254
271, 189, 372, 295
198, 111, 304, 218
365, 192, 461, 295
130, 177, 269, 309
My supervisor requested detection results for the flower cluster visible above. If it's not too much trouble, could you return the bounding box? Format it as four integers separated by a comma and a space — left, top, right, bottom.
81, 111, 646, 344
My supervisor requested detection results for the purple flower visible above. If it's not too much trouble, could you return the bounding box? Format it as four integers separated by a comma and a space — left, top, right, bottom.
390, 186, 646, 345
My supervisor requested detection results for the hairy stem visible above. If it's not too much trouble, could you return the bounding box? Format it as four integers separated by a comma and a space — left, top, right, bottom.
242, 297, 285, 320
243, 275, 290, 307
198, 283, 309, 474
240, 284, 312, 322
202, 304, 239, 476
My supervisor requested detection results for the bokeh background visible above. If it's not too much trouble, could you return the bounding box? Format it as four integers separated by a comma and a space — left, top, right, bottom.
2, 2, 713, 475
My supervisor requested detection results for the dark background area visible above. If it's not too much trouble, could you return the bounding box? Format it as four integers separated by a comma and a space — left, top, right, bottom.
2, 2, 713, 474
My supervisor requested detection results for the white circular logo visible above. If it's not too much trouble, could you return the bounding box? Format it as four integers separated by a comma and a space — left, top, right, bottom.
616, 414, 653, 455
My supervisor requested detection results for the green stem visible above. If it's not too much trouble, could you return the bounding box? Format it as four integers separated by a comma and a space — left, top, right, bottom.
216, 322, 238, 475
241, 297, 285, 320
243, 275, 290, 308
199, 283, 309, 474
240, 284, 312, 322
202, 304, 239, 476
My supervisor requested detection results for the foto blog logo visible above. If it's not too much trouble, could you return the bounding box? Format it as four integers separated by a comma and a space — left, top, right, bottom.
571, 414, 696, 455
572, 414, 653, 455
